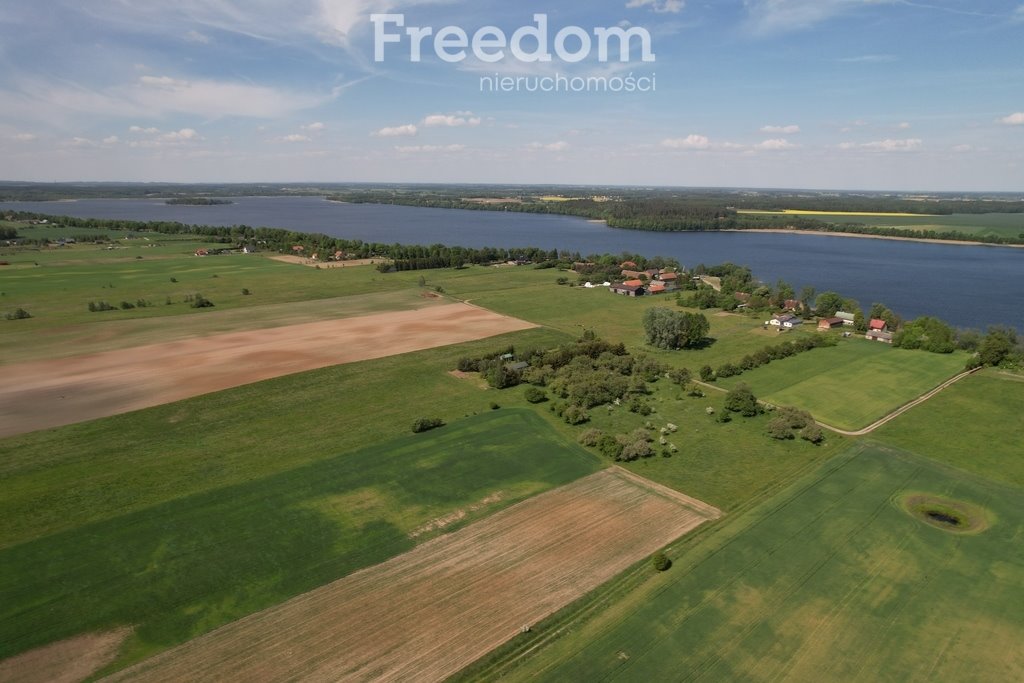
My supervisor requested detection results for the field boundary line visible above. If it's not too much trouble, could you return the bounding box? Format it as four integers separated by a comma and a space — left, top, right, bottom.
818, 367, 981, 436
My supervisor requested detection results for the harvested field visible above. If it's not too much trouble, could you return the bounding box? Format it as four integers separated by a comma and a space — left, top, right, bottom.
0, 303, 534, 437
269, 256, 387, 268
105, 469, 720, 683
0, 629, 130, 683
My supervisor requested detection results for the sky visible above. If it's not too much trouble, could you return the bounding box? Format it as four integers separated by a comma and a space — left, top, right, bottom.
0, 0, 1022, 191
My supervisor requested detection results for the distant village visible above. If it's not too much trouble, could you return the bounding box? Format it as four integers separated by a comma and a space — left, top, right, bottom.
582, 259, 896, 345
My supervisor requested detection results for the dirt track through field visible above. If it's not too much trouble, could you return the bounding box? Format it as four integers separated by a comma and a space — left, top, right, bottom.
104, 469, 721, 683
0, 303, 534, 438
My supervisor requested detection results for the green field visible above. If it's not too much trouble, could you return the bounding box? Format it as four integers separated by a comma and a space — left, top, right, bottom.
0, 409, 601, 671
718, 340, 968, 430
874, 370, 1024, 488
498, 444, 1024, 682
779, 212, 1024, 239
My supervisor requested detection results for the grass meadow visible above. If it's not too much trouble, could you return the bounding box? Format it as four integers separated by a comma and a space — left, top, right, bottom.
717, 339, 968, 430
0, 409, 602, 672
495, 444, 1024, 682
874, 370, 1024, 488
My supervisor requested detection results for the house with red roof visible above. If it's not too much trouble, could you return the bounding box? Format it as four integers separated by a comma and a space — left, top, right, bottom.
869, 319, 888, 332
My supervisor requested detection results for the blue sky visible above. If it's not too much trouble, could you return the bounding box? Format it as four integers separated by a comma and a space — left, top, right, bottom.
0, 0, 1022, 190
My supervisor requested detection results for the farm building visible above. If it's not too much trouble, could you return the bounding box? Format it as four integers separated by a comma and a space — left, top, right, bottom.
866, 329, 894, 344
869, 319, 889, 332
835, 311, 857, 327
621, 269, 646, 280
818, 317, 844, 331
784, 299, 804, 312
610, 282, 644, 297
659, 272, 679, 289
647, 283, 667, 295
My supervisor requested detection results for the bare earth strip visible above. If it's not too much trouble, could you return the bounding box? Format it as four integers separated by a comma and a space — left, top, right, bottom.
0, 303, 534, 438
0, 628, 130, 683
105, 469, 721, 683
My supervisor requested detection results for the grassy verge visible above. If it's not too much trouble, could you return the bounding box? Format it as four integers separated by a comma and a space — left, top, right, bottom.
0, 409, 602, 672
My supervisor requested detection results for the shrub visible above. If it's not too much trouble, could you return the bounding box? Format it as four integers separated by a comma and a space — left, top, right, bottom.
524, 386, 547, 404
767, 417, 796, 440
699, 365, 715, 382
4, 307, 31, 320
619, 439, 654, 462
652, 552, 672, 571
191, 294, 215, 309
724, 385, 762, 417
801, 423, 825, 444
596, 433, 623, 460
411, 417, 445, 433
562, 405, 590, 425
578, 428, 604, 448
628, 397, 653, 416
489, 402, 500, 410
241, 288, 251, 296
119, 301, 135, 310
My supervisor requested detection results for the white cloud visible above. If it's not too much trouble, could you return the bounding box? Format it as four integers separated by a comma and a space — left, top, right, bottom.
952, 144, 973, 152
423, 113, 482, 128
160, 128, 200, 142
302, 122, 326, 131
127, 128, 202, 148
760, 124, 801, 134
68, 137, 97, 147
898, 122, 911, 129
373, 124, 418, 137
626, 0, 685, 13
184, 29, 210, 44
281, 134, 311, 143
999, 112, 1024, 125
755, 138, 798, 151
394, 144, 467, 153
838, 54, 897, 64
845, 138, 923, 152
527, 141, 569, 152
102, 135, 119, 144
743, 0, 889, 35
132, 75, 328, 119
11, 133, 36, 142
661, 134, 710, 150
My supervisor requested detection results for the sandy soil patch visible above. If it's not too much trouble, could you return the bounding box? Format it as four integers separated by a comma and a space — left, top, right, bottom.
268, 256, 388, 268
103, 469, 720, 683
0, 628, 130, 683
0, 304, 535, 438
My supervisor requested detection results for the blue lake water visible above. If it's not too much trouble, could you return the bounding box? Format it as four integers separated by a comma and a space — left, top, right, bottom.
3, 196, 1021, 331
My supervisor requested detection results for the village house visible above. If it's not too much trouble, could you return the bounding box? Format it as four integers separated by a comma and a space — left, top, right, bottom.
647, 282, 667, 295
835, 311, 857, 327
659, 271, 679, 289
769, 313, 803, 329
610, 281, 644, 297
869, 318, 888, 332
621, 269, 646, 280
866, 329, 894, 344
783, 299, 803, 312
818, 317, 844, 331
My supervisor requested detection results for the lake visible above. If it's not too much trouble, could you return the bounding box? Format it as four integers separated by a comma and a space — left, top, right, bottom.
2, 196, 1021, 331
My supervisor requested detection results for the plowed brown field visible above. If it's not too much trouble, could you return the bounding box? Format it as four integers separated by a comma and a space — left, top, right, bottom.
0, 303, 534, 438
105, 469, 720, 683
